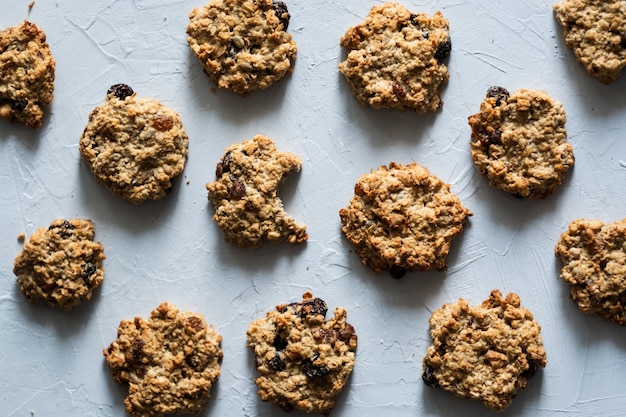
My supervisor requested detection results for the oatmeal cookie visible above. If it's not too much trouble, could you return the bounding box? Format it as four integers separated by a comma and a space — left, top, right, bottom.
79, 84, 189, 204
555, 218, 626, 325
207, 134, 307, 247
246, 292, 357, 414
13, 218, 105, 310
187, 0, 297, 95
103, 302, 223, 417
339, 162, 471, 278
554, 0, 626, 83
338, 2, 451, 112
422, 290, 547, 411
0, 20, 55, 128
468, 87, 574, 199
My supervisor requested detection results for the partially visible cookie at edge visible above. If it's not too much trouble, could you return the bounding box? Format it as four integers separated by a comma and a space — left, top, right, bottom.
187, 0, 297, 95
207, 134, 307, 247
553, 0, 626, 83
555, 218, 626, 325
79, 84, 189, 204
13, 218, 105, 310
338, 2, 451, 112
468, 86, 575, 199
103, 302, 223, 417
339, 162, 472, 277
246, 291, 358, 414
0, 20, 55, 128
422, 289, 547, 411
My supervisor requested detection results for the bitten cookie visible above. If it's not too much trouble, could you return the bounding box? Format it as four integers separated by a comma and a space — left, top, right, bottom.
187, 0, 297, 95
207, 134, 307, 247
79, 84, 189, 204
246, 292, 357, 414
468, 87, 575, 199
338, 2, 451, 112
103, 302, 223, 417
555, 218, 626, 325
422, 290, 547, 411
554, 0, 626, 83
13, 219, 105, 310
339, 162, 471, 278
0, 20, 55, 128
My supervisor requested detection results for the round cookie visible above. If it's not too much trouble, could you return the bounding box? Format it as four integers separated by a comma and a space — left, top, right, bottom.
13, 218, 105, 310
206, 134, 307, 247
187, 0, 297, 95
339, 162, 472, 278
555, 218, 626, 325
103, 302, 223, 417
246, 292, 357, 414
338, 2, 451, 112
422, 290, 547, 411
0, 20, 55, 128
554, 0, 626, 84
468, 87, 575, 199
79, 84, 189, 204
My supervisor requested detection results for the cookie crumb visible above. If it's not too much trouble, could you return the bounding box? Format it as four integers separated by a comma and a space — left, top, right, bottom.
28, 1, 35, 11
17, 232, 26, 242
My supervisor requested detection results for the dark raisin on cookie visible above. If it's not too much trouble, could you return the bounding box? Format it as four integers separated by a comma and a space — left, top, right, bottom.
486, 86, 510, 107
390, 265, 408, 279
11, 99, 28, 112
422, 364, 440, 388
272, 1, 290, 30
268, 353, 286, 371
434, 38, 451, 63
302, 354, 330, 378
228, 176, 246, 200
107, 83, 134, 101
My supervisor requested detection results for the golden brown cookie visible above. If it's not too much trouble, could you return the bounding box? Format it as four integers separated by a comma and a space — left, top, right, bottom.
339, 162, 471, 278
422, 290, 547, 411
206, 134, 307, 247
246, 292, 357, 414
555, 218, 626, 325
103, 302, 223, 417
468, 87, 575, 199
79, 84, 189, 204
0, 20, 55, 128
187, 0, 297, 95
338, 2, 451, 112
554, 0, 626, 83
13, 219, 105, 310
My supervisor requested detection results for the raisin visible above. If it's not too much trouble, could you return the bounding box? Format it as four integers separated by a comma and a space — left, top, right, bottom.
390, 265, 407, 279
82, 262, 97, 285
50, 220, 75, 238
486, 86, 510, 106
272, 1, 290, 30
392, 81, 406, 99
186, 316, 205, 332
130, 338, 144, 363
11, 99, 27, 112
480, 128, 502, 148
229, 177, 246, 200
217, 151, 234, 177
152, 115, 174, 132
422, 365, 439, 388
318, 328, 337, 344
302, 355, 329, 378
107, 83, 134, 100
268, 353, 286, 371
299, 298, 328, 318
409, 14, 421, 26
339, 324, 356, 342
434, 39, 451, 63
273, 334, 288, 351
521, 359, 538, 379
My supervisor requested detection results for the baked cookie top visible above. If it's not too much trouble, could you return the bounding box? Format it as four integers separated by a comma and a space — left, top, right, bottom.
554, 0, 626, 83
339, 162, 471, 277
246, 292, 357, 414
422, 290, 547, 411
0, 20, 55, 128
187, 0, 297, 95
338, 2, 451, 112
78, 84, 189, 204
468, 87, 575, 199
555, 218, 626, 325
103, 302, 223, 417
13, 218, 105, 310
206, 134, 307, 247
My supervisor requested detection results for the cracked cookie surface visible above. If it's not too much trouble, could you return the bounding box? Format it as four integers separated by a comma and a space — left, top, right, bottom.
13, 218, 105, 310
339, 162, 471, 277
207, 134, 307, 247
246, 292, 357, 414
187, 0, 297, 95
0, 20, 55, 128
103, 302, 223, 417
556, 218, 626, 325
338, 2, 451, 112
554, 0, 626, 83
468, 87, 574, 199
79, 84, 189, 204
422, 290, 547, 411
